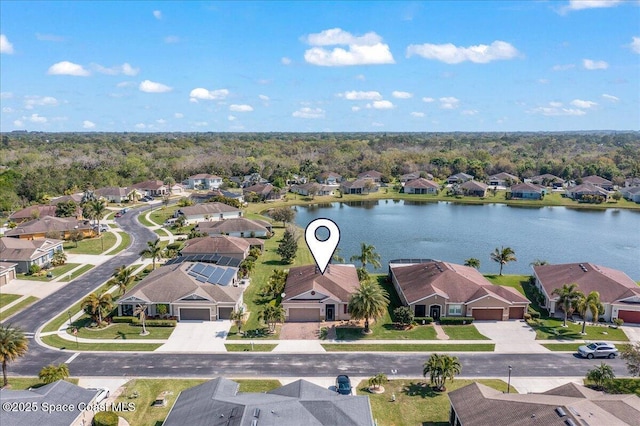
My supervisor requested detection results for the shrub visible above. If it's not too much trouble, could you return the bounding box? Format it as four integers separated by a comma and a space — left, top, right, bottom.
28, 264, 41, 275
393, 306, 414, 327
523, 313, 532, 321
414, 316, 434, 324
93, 411, 118, 426
530, 311, 541, 319
613, 318, 624, 327
439, 316, 475, 325
111, 316, 135, 323
133, 319, 176, 327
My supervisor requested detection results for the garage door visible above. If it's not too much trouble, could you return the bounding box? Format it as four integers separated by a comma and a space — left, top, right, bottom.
179, 308, 210, 321
509, 307, 525, 319
288, 308, 321, 322
618, 310, 640, 324
218, 307, 233, 320
472, 308, 503, 321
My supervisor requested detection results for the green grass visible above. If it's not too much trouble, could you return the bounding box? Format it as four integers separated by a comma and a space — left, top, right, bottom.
63, 232, 117, 254
541, 343, 582, 351
224, 343, 277, 352
59, 264, 94, 281
0, 293, 21, 308
104, 231, 131, 255
235, 379, 282, 393
358, 379, 510, 426
1, 377, 79, 390
485, 274, 529, 295
40, 334, 162, 351
150, 206, 180, 226
530, 317, 628, 341
67, 321, 175, 340
16, 263, 81, 281
441, 325, 490, 340
597, 378, 640, 396
321, 343, 495, 352
137, 213, 155, 227
42, 298, 86, 333
0, 296, 38, 321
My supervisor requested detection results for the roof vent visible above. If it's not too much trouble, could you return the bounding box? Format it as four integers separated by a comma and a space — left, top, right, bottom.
565, 420, 577, 426
251, 420, 258, 426
253, 408, 260, 418
556, 407, 567, 417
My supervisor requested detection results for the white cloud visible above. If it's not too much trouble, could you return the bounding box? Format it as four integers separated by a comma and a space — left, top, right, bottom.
281, 57, 292, 65
339, 90, 382, 100
229, 104, 253, 112
174, 112, 184, 118
228, 115, 236, 121
93, 63, 139, 76
156, 119, 166, 124
189, 88, 229, 101
83, 120, 96, 129
0, 34, 14, 54
29, 113, 47, 123
292, 107, 325, 119
602, 94, 619, 102
153, 10, 162, 19
462, 109, 479, 115
570, 99, 597, 108
351, 106, 361, 112
3, 107, 14, 113
407, 40, 519, 64
561, 0, 623, 13
422, 97, 435, 103
528, 103, 587, 116
135, 123, 146, 129
629, 36, 640, 54
367, 100, 394, 110
259, 94, 270, 101
139, 80, 172, 93
164, 36, 180, 44
0, 92, 13, 99
538, 79, 549, 84
552, 64, 575, 71
583, 59, 608, 70
410, 112, 425, 117
13, 120, 24, 127
392, 91, 413, 99
372, 122, 384, 127
47, 61, 90, 76
35, 33, 66, 42
549, 101, 563, 107
303, 28, 394, 66
24, 96, 59, 109
439, 97, 460, 109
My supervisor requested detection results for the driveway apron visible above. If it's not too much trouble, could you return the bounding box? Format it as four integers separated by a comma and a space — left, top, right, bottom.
474, 320, 549, 353
155, 320, 231, 352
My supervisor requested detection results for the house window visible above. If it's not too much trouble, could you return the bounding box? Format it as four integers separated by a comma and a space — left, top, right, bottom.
448, 304, 462, 316
343, 305, 348, 314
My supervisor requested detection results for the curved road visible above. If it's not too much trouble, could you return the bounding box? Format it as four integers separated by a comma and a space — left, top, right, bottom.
4, 205, 631, 380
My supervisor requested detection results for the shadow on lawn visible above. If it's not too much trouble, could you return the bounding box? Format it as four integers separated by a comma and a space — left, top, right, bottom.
537, 324, 582, 340
402, 382, 441, 398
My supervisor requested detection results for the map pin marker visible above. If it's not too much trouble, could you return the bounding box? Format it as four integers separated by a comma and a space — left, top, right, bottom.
305, 218, 340, 275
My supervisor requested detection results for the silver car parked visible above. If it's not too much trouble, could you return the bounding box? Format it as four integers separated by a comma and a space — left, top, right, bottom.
577, 342, 619, 359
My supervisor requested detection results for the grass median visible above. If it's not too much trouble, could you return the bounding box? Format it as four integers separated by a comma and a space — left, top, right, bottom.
0, 296, 39, 321
59, 264, 95, 282
321, 343, 495, 352
104, 231, 131, 255
224, 343, 277, 352
0, 293, 21, 309
40, 334, 162, 351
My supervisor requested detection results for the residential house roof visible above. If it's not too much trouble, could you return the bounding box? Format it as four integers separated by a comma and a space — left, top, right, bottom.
196, 218, 271, 234
404, 178, 439, 189
95, 186, 129, 198
0, 237, 64, 262
400, 171, 433, 182
243, 183, 276, 195
357, 170, 383, 180
181, 236, 251, 257
4, 216, 92, 237
509, 182, 544, 193
624, 177, 640, 187
179, 202, 241, 217
341, 179, 369, 189
189, 173, 222, 180
118, 262, 241, 305
49, 193, 84, 204
582, 175, 613, 186
448, 172, 474, 181
284, 264, 360, 303
488, 172, 519, 182
533, 263, 640, 304
530, 173, 565, 184
317, 171, 342, 181
460, 180, 489, 191
9, 205, 57, 222
131, 179, 166, 190
390, 261, 529, 305
449, 382, 640, 426
567, 183, 610, 196
0, 262, 18, 274
163, 377, 375, 426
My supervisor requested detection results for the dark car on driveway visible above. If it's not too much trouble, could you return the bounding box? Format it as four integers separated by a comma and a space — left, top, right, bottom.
336, 375, 352, 395
577, 342, 619, 359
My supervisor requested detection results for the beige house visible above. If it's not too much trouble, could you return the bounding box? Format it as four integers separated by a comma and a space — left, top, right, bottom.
403, 178, 439, 194
180, 236, 252, 260
0, 262, 17, 286
282, 264, 360, 322
389, 260, 529, 321
4, 216, 93, 240
0, 237, 64, 274
177, 202, 242, 224
195, 217, 272, 237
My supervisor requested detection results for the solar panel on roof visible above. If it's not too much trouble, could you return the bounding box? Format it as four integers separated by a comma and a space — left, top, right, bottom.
220, 269, 236, 285
202, 265, 216, 278
208, 268, 225, 283
195, 275, 207, 283
191, 263, 206, 274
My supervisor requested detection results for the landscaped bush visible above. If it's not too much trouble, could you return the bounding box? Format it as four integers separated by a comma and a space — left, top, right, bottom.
93, 411, 118, 426
529, 311, 541, 319
133, 319, 177, 327
439, 316, 474, 325
414, 316, 433, 324
613, 318, 624, 327
111, 316, 135, 323
523, 313, 532, 321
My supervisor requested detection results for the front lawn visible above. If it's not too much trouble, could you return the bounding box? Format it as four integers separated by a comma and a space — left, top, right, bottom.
224, 343, 277, 352
541, 343, 581, 351
63, 232, 117, 254
67, 321, 175, 340
530, 317, 628, 341
484, 274, 529, 296
322, 343, 495, 352
441, 325, 489, 340
358, 379, 510, 426
0, 293, 21, 308
1, 377, 79, 390
16, 263, 81, 281
59, 264, 94, 281
0, 296, 38, 321
40, 334, 162, 351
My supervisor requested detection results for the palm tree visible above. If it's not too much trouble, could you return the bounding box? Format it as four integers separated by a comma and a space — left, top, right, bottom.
332, 247, 345, 264
111, 265, 135, 296
86, 199, 107, 251
350, 243, 382, 271
464, 258, 480, 269
490, 246, 517, 276
348, 280, 389, 334
38, 363, 70, 384
530, 259, 548, 266
134, 304, 149, 335
259, 305, 286, 333
422, 353, 462, 392
140, 239, 163, 269
230, 307, 246, 336
552, 283, 583, 327
586, 362, 615, 390
0, 324, 29, 387
575, 291, 603, 334
368, 372, 388, 391
82, 293, 113, 325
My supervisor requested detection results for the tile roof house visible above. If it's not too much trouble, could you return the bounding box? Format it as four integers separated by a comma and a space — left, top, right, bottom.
195, 217, 272, 238
283, 264, 360, 322
530, 173, 565, 188
460, 180, 489, 197
242, 183, 282, 201
389, 260, 529, 320
4, 216, 93, 240
9, 205, 57, 224
131, 179, 169, 197
564, 183, 610, 201
0, 380, 101, 426
449, 381, 640, 426
290, 182, 336, 197
403, 178, 439, 194
400, 171, 433, 183
117, 262, 243, 320
163, 377, 375, 426
357, 170, 383, 182
0, 262, 17, 286
95, 186, 130, 203
177, 202, 242, 224
447, 173, 474, 184
508, 182, 546, 200
620, 186, 640, 203
581, 175, 614, 191
187, 173, 223, 190
317, 171, 343, 185
532, 262, 640, 323
340, 179, 378, 195
189, 189, 244, 204
181, 236, 252, 260
488, 172, 519, 187
0, 237, 64, 273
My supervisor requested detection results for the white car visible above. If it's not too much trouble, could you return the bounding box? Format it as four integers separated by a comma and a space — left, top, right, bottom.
88, 387, 110, 403
577, 342, 619, 359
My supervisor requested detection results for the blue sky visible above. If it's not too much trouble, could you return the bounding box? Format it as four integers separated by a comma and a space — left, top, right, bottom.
1, 1, 638, 132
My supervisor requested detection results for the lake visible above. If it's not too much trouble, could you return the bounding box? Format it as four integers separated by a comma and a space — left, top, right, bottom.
294, 200, 640, 280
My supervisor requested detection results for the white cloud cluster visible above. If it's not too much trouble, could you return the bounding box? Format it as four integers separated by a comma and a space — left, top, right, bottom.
406, 40, 519, 64
281, 57, 292, 65
93, 62, 140, 76
1, 34, 15, 54
28, 113, 48, 123
630, 36, 640, 54
339, 90, 382, 100
602, 94, 619, 102
529, 102, 587, 116
230, 104, 253, 112
189, 88, 229, 102
410, 112, 425, 118
462, 109, 479, 115
83, 120, 96, 129
258, 94, 269, 101
561, 0, 623, 13
24, 96, 59, 109
422, 97, 435, 103
570, 99, 597, 109
304, 28, 394, 66
153, 10, 162, 20
583, 59, 608, 70
392, 91, 413, 99
366, 100, 394, 110
292, 107, 325, 118
174, 112, 184, 118
139, 80, 172, 93
439, 97, 460, 109
47, 61, 90, 76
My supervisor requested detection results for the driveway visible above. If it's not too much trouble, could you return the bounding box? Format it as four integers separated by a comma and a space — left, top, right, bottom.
474, 320, 548, 353
155, 320, 231, 352
280, 322, 322, 340
621, 324, 640, 344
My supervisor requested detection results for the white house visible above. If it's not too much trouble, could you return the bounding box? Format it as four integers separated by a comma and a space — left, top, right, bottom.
176, 202, 242, 224
187, 174, 223, 190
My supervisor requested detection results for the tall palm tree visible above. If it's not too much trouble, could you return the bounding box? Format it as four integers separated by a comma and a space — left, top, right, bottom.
110, 265, 135, 296
490, 246, 517, 276
464, 258, 480, 269
368, 372, 388, 391
230, 307, 246, 335
38, 363, 70, 384
348, 280, 389, 333
0, 324, 29, 387
575, 291, 603, 334
134, 304, 149, 335
86, 199, 108, 252
140, 239, 163, 269
350, 243, 382, 270
552, 283, 583, 327
259, 305, 286, 333
82, 293, 113, 324
422, 353, 462, 391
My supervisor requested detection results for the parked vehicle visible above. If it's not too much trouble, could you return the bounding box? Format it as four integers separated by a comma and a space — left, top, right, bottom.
88, 387, 110, 403
114, 212, 122, 218
577, 342, 619, 359
335, 375, 352, 395
120, 208, 130, 214
93, 224, 109, 232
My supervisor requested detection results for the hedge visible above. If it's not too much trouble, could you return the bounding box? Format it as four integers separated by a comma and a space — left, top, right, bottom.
111, 316, 135, 323
439, 316, 474, 325
93, 411, 118, 426
135, 319, 177, 327
414, 316, 434, 324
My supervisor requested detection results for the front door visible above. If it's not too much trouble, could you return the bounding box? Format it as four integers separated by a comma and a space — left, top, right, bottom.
430, 305, 441, 320
326, 304, 335, 321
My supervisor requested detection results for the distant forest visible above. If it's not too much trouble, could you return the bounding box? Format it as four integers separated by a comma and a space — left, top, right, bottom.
1, 131, 639, 213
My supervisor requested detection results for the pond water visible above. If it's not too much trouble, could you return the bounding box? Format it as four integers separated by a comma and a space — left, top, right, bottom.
294, 200, 640, 280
